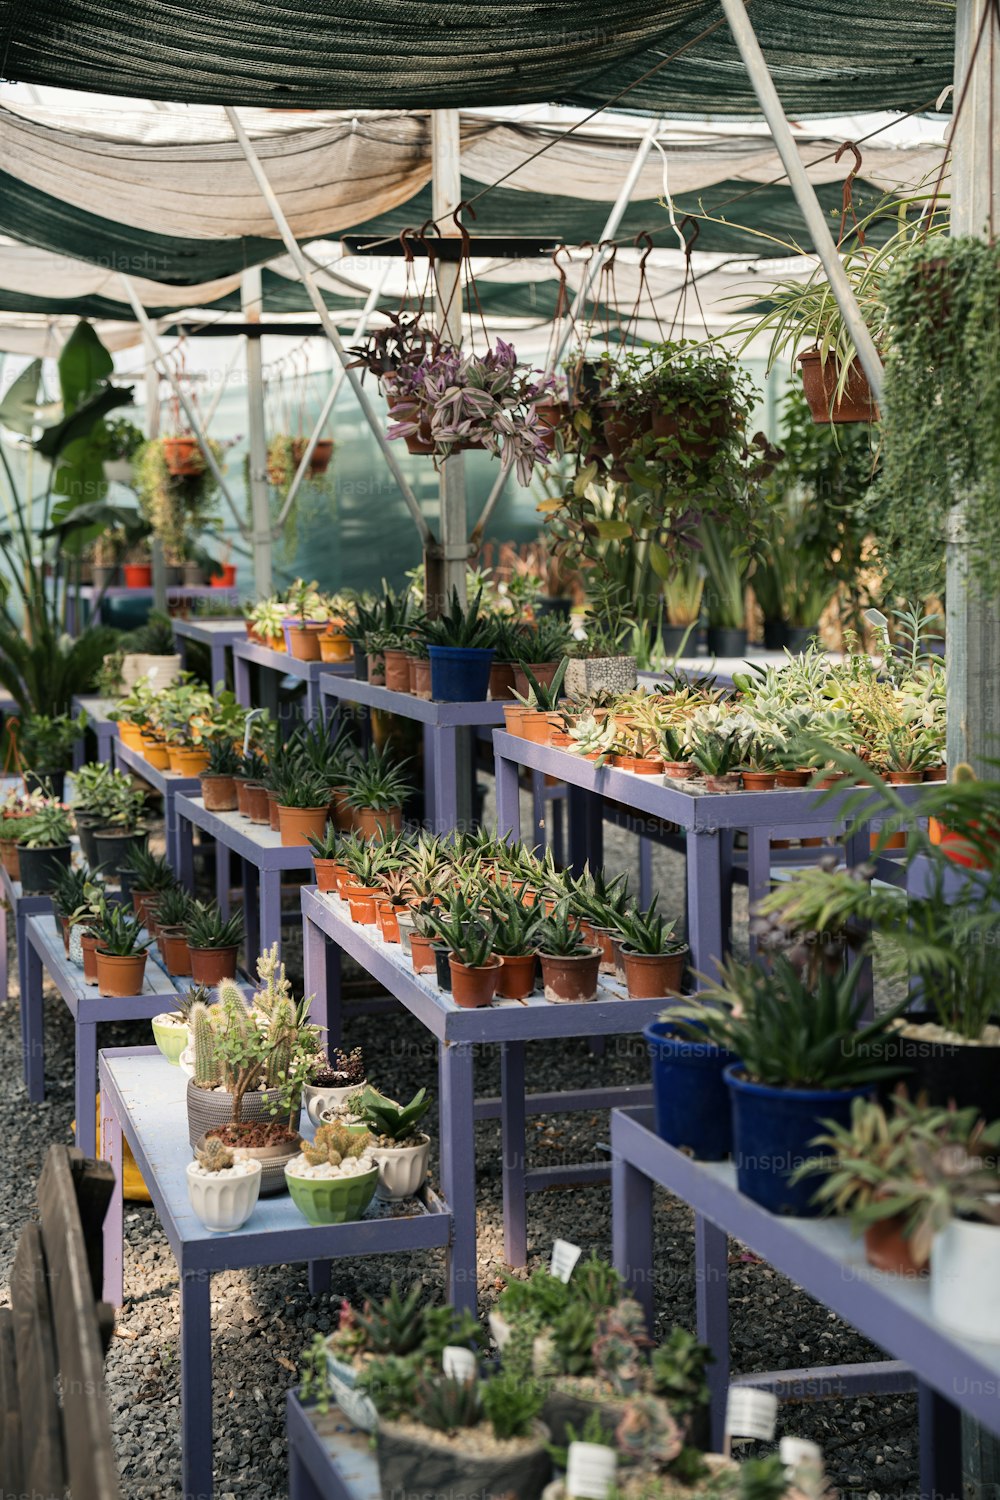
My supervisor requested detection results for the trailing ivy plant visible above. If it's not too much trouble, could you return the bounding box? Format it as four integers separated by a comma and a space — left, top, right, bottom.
876, 235, 1000, 599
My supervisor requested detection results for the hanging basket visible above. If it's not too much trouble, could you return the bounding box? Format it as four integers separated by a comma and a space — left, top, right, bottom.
162, 436, 205, 477
798, 349, 878, 425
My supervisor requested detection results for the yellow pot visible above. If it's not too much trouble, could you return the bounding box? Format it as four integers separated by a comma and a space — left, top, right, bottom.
141, 737, 171, 771
168, 746, 211, 776
118, 721, 145, 751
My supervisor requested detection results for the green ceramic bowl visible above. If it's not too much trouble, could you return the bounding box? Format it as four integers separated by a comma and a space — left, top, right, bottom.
151, 1014, 189, 1066
285, 1165, 379, 1225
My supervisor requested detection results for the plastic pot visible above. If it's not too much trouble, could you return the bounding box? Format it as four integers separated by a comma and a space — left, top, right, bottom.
95, 950, 148, 998
534, 596, 572, 620
411, 657, 432, 700
497, 952, 537, 1000
409, 931, 436, 975
285, 1164, 379, 1225
158, 929, 192, 976
644, 1020, 735, 1161
187, 1158, 262, 1232
93, 828, 147, 873
116, 721, 146, 752
622, 946, 688, 998
312, 858, 340, 893
502, 704, 527, 736
319, 632, 352, 664
539, 949, 601, 1003
488, 661, 517, 701
798, 348, 878, 425
433, 944, 453, 992
287, 624, 324, 662
930, 1219, 1000, 1340
377, 901, 401, 943
352, 642, 368, 681
877, 1012, 1000, 1117
209, 564, 237, 588
367, 652, 386, 686
234, 778, 253, 817
200, 773, 238, 812
277, 804, 328, 847
244, 783, 270, 823
382, 648, 412, 693
449, 954, 501, 1008
16, 842, 72, 895
353, 805, 403, 840
162, 436, 203, 475
140, 738, 171, 771
427, 645, 495, 703
705, 626, 747, 657
785, 625, 819, 653
80, 932, 100, 984
344, 885, 379, 924
521, 710, 560, 745
123, 563, 152, 588
741, 771, 777, 792
396, 907, 417, 955
189, 945, 239, 985
725, 1065, 873, 1216
763, 619, 787, 650
168, 746, 211, 776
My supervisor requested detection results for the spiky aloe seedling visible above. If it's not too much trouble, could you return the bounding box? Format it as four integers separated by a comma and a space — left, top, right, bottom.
300, 1121, 371, 1168
480, 1374, 543, 1441
353, 1282, 427, 1356
175, 984, 211, 1023
195, 1137, 234, 1173
353, 1086, 431, 1144
412, 1375, 481, 1435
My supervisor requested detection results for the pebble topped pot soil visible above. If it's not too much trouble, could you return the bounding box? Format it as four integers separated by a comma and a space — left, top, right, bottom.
0, 822, 920, 1499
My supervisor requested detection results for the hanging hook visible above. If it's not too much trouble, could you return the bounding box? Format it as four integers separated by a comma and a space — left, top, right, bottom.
834, 141, 865, 247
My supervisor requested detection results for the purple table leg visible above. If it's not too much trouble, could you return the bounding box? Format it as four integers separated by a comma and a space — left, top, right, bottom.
210, 641, 228, 692
215, 838, 231, 920
422, 723, 435, 829
639, 836, 653, 907
244, 862, 260, 960
0, 900, 7, 1004
305, 674, 320, 725
695, 1214, 730, 1448
177, 807, 196, 894
234, 648, 252, 708
100, 1093, 124, 1305
844, 823, 876, 1018
567, 783, 603, 877
180, 1268, 214, 1500
747, 828, 772, 957
261, 870, 282, 955
495, 749, 521, 845
918, 1381, 963, 1500
76, 1021, 98, 1157
611, 1148, 654, 1326
439, 1040, 478, 1314
22, 930, 44, 1102
531, 772, 547, 852
431, 726, 459, 836
686, 831, 725, 988
303, 913, 339, 1047
500, 1041, 528, 1268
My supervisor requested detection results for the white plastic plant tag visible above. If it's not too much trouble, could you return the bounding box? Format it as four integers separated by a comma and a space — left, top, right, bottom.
442, 1346, 477, 1382
551, 1238, 583, 1283
726, 1387, 778, 1441
487, 1310, 511, 1350
566, 1441, 617, 1500
780, 1437, 822, 1471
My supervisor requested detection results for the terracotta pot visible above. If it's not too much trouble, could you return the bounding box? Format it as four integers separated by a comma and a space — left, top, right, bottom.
162, 435, 204, 476
117, 721, 145, 752
409, 931, 437, 975
618, 755, 664, 775
123, 563, 152, 588
168, 746, 211, 777
702, 773, 741, 793
277, 804, 329, 846
591, 927, 616, 974
798, 348, 878, 425
924, 764, 947, 782
450, 954, 502, 1008
367, 652, 386, 686
651, 402, 731, 458
189, 945, 239, 984
200, 773, 238, 812
550, 730, 574, 750
313, 857, 341, 893
622, 946, 688, 999
131, 889, 159, 930
244, 783, 270, 823
489, 661, 517, 701
60, 915, 70, 955
158, 929, 192, 976
141, 738, 171, 771
81, 932, 100, 984
330, 787, 354, 832
540, 949, 601, 1003
319, 632, 353, 664
662, 761, 694, 781
741, 771, 777, 791
234, 778, 253, 817
288, 624, 325, 662
382, 648, 412, 693
331, 863, 351, 895
888, 770, 924, 785
411, 657, 432, 700
502, 704, 527, 736
497, 952, 537, 1001
512, 662, 560, 699
377, 901, 402, 943
521, 710, 559, 745
535, 398, 572, 450
0, 838, 20, 881
344, 885, 379, 924
864, 1213, 924, 1276
95, 950, 148, 998
354, 806, 403, 840
267, 789, 281, 832
775, 769, 811, 788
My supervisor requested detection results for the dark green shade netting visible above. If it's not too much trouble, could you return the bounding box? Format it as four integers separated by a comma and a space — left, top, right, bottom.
0, 2, 954, 115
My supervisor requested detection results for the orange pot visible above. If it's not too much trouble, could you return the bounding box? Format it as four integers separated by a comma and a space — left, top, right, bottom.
123, 563, 152, 588
502, 704, 527, 736
354, 806, 403, 840
411, 658, 432, 700
377, 901, 401, 943
450, 955, 502, 1008
200, 773, 238, 812
132, 889, 158, 929
539, 949, 601, 1003
383, 648, 412, 694
864, 1214, 924, 1276
775, 769, 811, 788
168, 746, 211, 777
798, 348, 878, 425
319, 632, 352, 664
741, 771, 777, 792
244, 783, 270, 823
497, 952, 537, 1001
329, 787, 354, 832
277, 805, 329, 847
489, 662, 517, 701
288, 625, 324, 662
96, 950, 148, 998
344, 885, 379, 924
521, 710, 558, 745
118, 721, 145, 752
313, 857, 341, 893
410, 931, 437, 975
189, 945, 239, 984
267, 789, 281, 832
81, 932, 100, 984
141, 737, 171, 771
158, 929, 192, 976
162, 435, 204, 476
512, 662, 560, 699
622, 946, 688, 999
0, 837, 21, 881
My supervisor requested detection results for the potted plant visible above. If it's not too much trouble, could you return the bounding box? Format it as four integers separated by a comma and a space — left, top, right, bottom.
184, 900, 244, 983
72, 763, 121, 867
186, 1134, 263, 1233
51, 863, 94, 955
512, 616, 575, 699
19, 712, 85, 801
91, 775, 148, 873
153, 885, 195, 975
537, 903, 601, 1004
420, 588, 497, 703
661, 559, 704, 658
344, 747, 412, 839
565, 580, 638, 700
445, 923, 503, 1009
265, 763, 329, 847
486, 886, 545, 1000
151, 983, 203, 1065
198, 738, 241, 812
644, 1010, 736, 1163
118, 612, 184, 692
120, 845, 174, 933
284, 1120, 380, 1225
351, 1087, 432, 1201
16, 803, 74, 894
303, 1046, 368, 1127
92, 901, 152, 997
672, 955, 906, 1215
514, 658, 570, 745
700, 520, 749, 658
284, 578, 329, 661
67, 880, 107, 980
307, 824, 344, 893
234, 746, 269, 819
340, 839, 401, 925
684, 706, 749, 793
246, 595, 288, 652
614, 904, 688, 999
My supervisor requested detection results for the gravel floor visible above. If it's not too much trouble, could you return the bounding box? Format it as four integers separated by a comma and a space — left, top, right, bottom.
0, 789, 919, 1500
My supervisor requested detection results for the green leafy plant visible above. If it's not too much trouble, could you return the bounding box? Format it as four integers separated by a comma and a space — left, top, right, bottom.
613, 900, 684, 956
124, 611, 177, 656
420, 587, 496, 650
268, 762, 331, 810
650, 1328, 713, 1417
484, 886, 545, 956
352, 1086, 431, 1144
51, 863, 98, 921
17, 804, 73, 848
19, 712, 86, 772
343, 747, 413, 812
154, 884, 194, 931
184, 901, 244, 951
513, 656, 569, 711
125, 844, 176, 891
92, 900, 152, 957
537, 902, 595, 958
480, 1374, 543, 1440
204, 739, 242, 777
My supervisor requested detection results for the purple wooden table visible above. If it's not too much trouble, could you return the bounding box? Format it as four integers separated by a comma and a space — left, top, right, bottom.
23, 912, 185, 1154
99, 1046, 452, 1500
113, 738, 201, 872
1, 860, 50, 1036
286, 1392, 378, 1500
67, 583, 238, 634
302, 884, 661, 1299
609, 1105, 995, 1500
233, 639, 351, 725
71, 694, 119, 768
174, 793, 314, 956
171, 616, 245, 690
493, 731, 930, 990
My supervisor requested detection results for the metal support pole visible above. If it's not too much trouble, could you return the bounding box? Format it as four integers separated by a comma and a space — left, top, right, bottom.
143, 330, 168, 613
429, 107, 470, 615
718, 0, 884, 401
224, 106, 432, 547
946, 0, 1000, 775
241, 268, 273, 597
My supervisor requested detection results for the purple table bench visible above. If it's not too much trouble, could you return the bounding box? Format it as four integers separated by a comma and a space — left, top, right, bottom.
174, 793, 314, 956
171, 616, 245, 691
233, 639, 350, 726
113, 738, 201, 873
71, 694, 119, 768
286, 1394, 378, 1500
22, 912, 186, 1155
302, 884, 661, 1301
99, 1045, 452, 1500
609, 1105, 994, 1500
1, 863, 51, 1082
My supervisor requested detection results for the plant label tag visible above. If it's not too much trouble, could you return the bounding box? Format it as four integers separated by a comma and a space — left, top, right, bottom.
551, 1238, 582, 1282
566, 1440, 617, 1499
442, 1346, 477, 1382
726, 1387, 777, 1441
780, 1437, 823, 1473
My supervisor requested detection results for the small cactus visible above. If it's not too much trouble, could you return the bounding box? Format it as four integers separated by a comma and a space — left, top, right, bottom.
300, 1121, 371, 1168
190, 1002, 219, 1089
195, 1137, 234, 1173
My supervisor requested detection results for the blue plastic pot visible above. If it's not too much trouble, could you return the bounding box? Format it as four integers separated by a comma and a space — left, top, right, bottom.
427, 645, 495, 702
724, 1064, 872, 1216
643, 1020, 734, 1161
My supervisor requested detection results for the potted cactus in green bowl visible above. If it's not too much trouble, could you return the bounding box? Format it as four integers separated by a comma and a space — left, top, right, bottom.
284, 1121, 380, 1225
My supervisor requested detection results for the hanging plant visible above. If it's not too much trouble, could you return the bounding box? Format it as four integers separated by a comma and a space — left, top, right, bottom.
876, 235, 1000, 600
135, 437, 223, 562
266, 434, 334, 487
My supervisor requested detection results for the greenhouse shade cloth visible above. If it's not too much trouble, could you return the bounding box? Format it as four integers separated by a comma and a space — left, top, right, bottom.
0, 2, 955, 115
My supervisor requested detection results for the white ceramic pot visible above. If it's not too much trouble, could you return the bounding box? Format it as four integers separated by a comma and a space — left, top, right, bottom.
120, 652, 184, 691
566, 1440, 618, 1499
103, 458, 134, 485
370, 1134, 430, 1201
186, 1158, 262, 1232
323, 1353, 378, 1432
303, 1079, 367, 1128
930, 1218, 1000, 1340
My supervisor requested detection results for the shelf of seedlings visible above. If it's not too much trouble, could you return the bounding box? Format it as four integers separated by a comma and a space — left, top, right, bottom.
113, 738, 202, 870
171, 615, 246, 688
233, 638, 350, 723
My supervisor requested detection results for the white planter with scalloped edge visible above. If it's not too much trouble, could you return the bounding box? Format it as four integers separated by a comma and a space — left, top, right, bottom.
186, 1158, 262, 1232
369, 1135, 430, 1200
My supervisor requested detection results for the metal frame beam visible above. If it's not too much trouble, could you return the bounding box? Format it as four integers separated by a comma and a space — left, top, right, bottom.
242, 268, 273, 596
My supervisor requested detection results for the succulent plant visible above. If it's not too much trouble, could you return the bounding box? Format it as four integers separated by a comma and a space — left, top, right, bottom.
614, 1394, 684, 1468
300, 1120, 372, 1167
195, 1137, 234, 1173
352, 1086, 431, 1144
412, 1374, 482, 1434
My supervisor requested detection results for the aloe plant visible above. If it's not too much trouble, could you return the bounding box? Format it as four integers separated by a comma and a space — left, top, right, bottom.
184, 900, 244, 951
420, 587, 497, 650
352, 1086, 431, 1144
613, 900, 684, 956
92, 900, 152, 957
512, 656, 569, 711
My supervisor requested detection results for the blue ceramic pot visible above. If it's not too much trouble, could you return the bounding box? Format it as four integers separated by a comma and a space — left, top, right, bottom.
427, 646, 495, 703
644, 1020, 734, 1161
